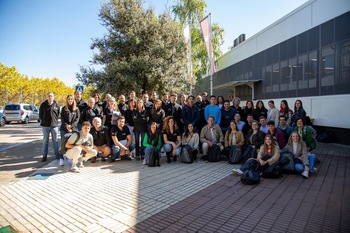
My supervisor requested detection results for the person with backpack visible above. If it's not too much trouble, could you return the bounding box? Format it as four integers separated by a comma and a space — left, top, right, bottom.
142, 122, 162, 166
280, 132, 317, 178
65, 121, 97, 173
182, 123, 200, 161
224, 121, 244, 161
232, 134, 280, 175
293, 117, 316, 151
200, 115, 224, 160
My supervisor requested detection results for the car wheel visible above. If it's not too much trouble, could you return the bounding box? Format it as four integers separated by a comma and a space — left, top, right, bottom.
22, 117, 29, 124
0, 117, 5, 127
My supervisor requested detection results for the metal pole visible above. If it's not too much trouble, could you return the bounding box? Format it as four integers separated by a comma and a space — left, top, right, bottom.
208, 13, 213, 95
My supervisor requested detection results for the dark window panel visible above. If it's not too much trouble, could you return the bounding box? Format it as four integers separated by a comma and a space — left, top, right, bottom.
335, 39, 350, 94
288, 36, 297, 57
335, 11, 350, 42
298, 31, 308, 54
321, 19, 334, 46
308, 27, 319, 51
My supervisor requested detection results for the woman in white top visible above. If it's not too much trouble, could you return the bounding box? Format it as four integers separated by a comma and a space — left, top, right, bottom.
182, 123, 199, 160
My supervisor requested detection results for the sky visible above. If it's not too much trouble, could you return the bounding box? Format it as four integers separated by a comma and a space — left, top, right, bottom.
0, 0, 309, 87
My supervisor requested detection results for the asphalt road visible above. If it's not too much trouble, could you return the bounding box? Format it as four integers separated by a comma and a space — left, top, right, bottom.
0, 122, 54, 184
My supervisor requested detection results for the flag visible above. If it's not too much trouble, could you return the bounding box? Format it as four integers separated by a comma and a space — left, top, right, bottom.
200, 14, 215, 75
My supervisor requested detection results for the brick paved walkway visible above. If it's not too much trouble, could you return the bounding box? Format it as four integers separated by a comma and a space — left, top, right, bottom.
0, 142, 349, 232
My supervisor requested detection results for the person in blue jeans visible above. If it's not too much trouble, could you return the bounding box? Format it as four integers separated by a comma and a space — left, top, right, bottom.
142, 122, 162, 165
162, 116, 182, 163
39, 92, 60, 162
281, 132, 317, 178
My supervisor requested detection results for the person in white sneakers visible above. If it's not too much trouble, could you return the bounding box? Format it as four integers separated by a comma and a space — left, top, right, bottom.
65, 121, 97, 173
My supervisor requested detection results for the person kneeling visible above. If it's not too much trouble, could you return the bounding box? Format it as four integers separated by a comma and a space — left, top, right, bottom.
143, 122, 162, 166
65, 121, 97, 173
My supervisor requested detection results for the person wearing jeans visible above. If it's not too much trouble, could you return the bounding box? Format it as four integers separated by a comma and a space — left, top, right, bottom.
39, 92, 60, 162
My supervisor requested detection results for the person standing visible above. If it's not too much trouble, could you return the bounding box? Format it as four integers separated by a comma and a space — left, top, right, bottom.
74, 90, 88, 131
204, 95, 221, 125
39, 92, 60, 162
267, 100, 279, 127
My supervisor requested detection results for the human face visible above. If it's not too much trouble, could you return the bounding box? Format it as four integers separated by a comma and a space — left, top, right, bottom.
224, 102, 230, 110
67, 96, 74, 105
234, 99, 240, 107
268, 124, 275, 132
268, 102, 274, 109
151, 92, 157, 100
94, 94, 100, 103
170, 95, 177, 103
247, 115, 253, 124
202, 93, 207, 101
163, 94, 169, 102
259, 118, 266, 126
119, 95, 125, 104
252, 121, 259, 130
187, 96, 194, 105
168, 119, 174, 127
234, 114, 241, 122
291, 133, 300, 143
279, 117, 286, 126
47, 93, 54, 102
75, 91, 82, 101
247, 101, 253, 108
150, 123, 157, 132
109, 98, 116, 106
208, 117, 214, 126
265, 137, 272, 146
105, 94, 112, 102
137, 100, 144, 108
295, 101, 301, 109
129, 91, 136, 99
143, 94, 149, 103
117, 119, 125, 128
196, 96, 202, 103
93, 118, 101, 129
230, 122, 237, 130
297, 119, 304, 127
81, 125, 91, 136
210, 97, 216, 105
258, 101, 263, 108
281, 101, 286, 109
88, 98, 95, 108
187, 124, 194, 133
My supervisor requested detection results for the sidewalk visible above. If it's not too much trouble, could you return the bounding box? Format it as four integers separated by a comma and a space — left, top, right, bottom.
0, 142, 349, 233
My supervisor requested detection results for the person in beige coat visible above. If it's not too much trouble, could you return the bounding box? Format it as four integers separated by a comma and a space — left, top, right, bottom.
224, 120, 245, 148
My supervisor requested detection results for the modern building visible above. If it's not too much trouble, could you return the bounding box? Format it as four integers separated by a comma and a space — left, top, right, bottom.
195, 0, 350, 144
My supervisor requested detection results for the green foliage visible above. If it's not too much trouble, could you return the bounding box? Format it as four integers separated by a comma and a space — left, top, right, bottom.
77, 0, 189, 97
172, 0, 224, 83
0, 63, 74, 106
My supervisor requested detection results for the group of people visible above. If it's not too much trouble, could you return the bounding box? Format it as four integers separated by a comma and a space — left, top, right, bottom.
38, 90, 318, 177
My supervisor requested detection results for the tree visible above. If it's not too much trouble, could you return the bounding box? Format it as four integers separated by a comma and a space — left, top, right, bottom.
77, 0, 188, 96
172, 0, 224, 82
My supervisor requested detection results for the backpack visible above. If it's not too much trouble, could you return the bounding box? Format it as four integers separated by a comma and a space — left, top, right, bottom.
228, 145, 242, 164
261, 165, 282, 179
59, 132, 80, 154
279, 152, 295, 173
180, 145, 194, 164
148, 146, 156, 167
241, 169, 261, 185
207, 144, 221, 162
304, 126, 317, 141
241, 145, 258, 164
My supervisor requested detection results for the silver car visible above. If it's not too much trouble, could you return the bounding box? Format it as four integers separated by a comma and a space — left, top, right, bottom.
3, 103, 40, 124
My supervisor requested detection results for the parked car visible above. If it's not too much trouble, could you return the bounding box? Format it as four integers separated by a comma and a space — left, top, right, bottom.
0, 106, 4, 114
0, 112, 6, 126
3, 103, 40, 124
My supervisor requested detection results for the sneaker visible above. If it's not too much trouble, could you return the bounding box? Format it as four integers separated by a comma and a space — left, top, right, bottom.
121, 155, 132, 161
232, 168, 243, 175
301, 170, 309, 178
71, 166, 80, 173
59, 159, 64, 166
142, 159, 147, 165
310, 167, 318, 174
41, 156, 47, 162
101, 157, 106, 162
91, 157, 97, 163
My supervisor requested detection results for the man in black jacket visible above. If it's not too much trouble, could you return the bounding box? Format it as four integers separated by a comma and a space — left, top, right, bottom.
39, 92, 60, 162
90, 117, 112, 162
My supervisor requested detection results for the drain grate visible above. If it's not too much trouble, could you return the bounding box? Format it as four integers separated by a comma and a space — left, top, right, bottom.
27, 173, 54, 180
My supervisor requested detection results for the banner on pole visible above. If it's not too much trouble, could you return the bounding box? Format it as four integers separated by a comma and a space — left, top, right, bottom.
200, 15, 215, 75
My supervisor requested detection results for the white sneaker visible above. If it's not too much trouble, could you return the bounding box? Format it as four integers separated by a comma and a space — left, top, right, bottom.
232, 168, 243, 175
71, 166, 80, 173
59, 159, 64, 166
78, 158, 84, 168
143, 159, 147, 165
301, 170, 309, 178
310, 167, 318, 174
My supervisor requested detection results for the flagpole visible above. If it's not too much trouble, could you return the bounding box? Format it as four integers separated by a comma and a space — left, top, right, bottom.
188, 22, 193, 95
208, 13, 213, 95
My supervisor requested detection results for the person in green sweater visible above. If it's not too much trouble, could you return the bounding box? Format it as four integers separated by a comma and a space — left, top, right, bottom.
142, 122, 163, 165
293, 117, 316, 151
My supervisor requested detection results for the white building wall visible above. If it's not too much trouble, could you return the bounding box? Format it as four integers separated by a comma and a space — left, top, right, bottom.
217, 0, 350, 71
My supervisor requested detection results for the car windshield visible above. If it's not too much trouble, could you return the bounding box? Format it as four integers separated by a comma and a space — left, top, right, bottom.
5, 105, 20, 110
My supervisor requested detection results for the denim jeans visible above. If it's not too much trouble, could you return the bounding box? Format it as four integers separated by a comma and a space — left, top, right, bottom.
163, 142, 181, 157
59, 129, 68, 159
111, 143, 136, 160
42, 126, 59, 158
294, 153, 317, 172
134, 131, 145, 158
144, 146, 160, 161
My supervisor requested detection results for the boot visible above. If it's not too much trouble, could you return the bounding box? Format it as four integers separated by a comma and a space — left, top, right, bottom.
156, 157, 161, 167
41, 156, 47, 162
173, 155, 177, 161
166, 152, 171, 163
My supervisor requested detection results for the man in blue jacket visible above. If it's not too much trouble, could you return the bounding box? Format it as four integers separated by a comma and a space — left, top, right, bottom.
182, 95, 200, 132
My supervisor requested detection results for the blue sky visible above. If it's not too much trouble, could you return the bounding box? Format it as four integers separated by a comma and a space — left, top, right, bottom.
0, 0, 308, 87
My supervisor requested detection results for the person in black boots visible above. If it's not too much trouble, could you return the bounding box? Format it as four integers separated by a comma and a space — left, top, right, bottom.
162, 116, 182, 163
